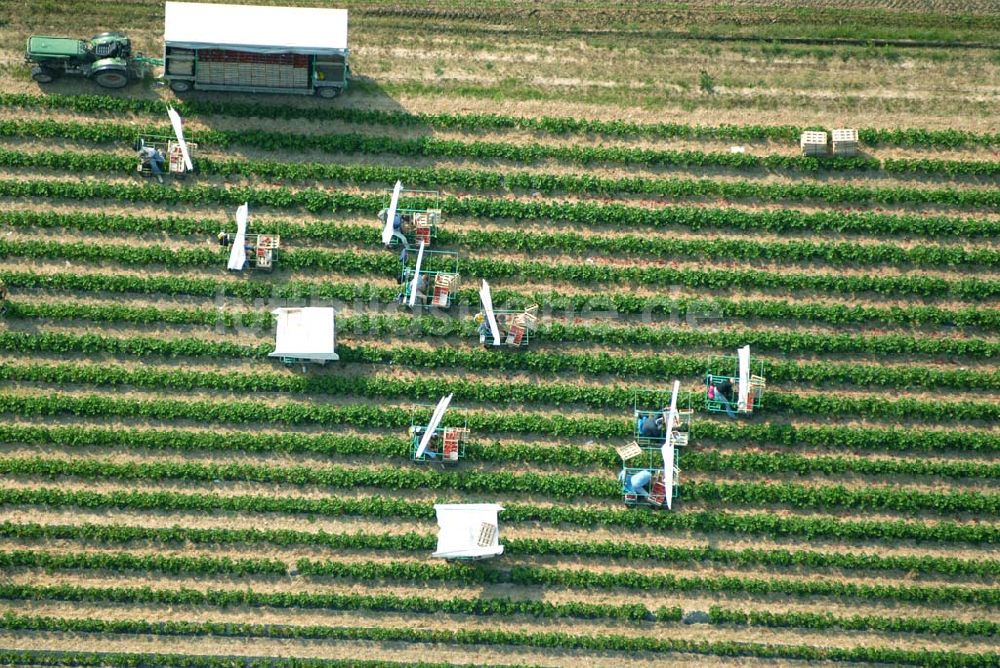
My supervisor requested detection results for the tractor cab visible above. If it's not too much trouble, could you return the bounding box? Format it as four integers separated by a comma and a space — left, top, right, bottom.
410, 394, 469, 466
218, 203, 280, 272
476, 279, 538, 349
134, 107, 197, 181
617, 380, 689, 510
380, 180, 442, 249
399, 243, 459, 310
705, 345, 766, 417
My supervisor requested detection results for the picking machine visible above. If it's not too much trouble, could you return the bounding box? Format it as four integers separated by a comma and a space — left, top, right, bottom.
135, 107, 197, 181
380, 180, 442, 249
409, 394, 469, 466
399, 242, 459, 309
705, 345, 766, 417
432, 503, 504, 561
25, 32, 159, 88
476, 280, 538, 349
617, 380, 690, 510
219, 203, 281, 272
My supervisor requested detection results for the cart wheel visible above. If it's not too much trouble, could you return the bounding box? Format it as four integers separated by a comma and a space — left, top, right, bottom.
316, 86, 340, 99
93, 69, 129, 89
31, 66, 58, 83
169, 79, 192, 93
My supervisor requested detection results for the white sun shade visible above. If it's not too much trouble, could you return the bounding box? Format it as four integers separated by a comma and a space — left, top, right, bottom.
166, 106, 193, 172
382, 180, 402, 245
227, 203, 248, 271
478, 280, 501, 346
432, 503, 504, 559
737, 345, 751, 411
662, 442, 675, 510
164, 2, 348, 55
268, 307, 338, 361
407, 240, 425, 308
415, 393, 453, 459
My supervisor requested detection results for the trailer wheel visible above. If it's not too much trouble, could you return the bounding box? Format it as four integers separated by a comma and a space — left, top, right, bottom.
30, 66, 58, 83
316, 86, 340, 99
93, 68, 129, 89
169, 79, 192, 93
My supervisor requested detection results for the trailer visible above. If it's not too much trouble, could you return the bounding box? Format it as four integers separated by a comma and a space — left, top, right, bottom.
163, 2, 349, 98
617, 380, 690, 510
269, 307, 339, 366
705, 345, 766, 417
409, 394, 469, 466
432, 503, 504, 561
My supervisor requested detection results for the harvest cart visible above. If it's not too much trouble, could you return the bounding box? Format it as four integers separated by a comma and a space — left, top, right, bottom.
476, 280, 538, 349
380, 180, 442, 248
618, 380, 688, 510
162, 2, 349, 98
135, 107, 196, 180
399, 244, 459, 310
705, 345, 766, 416
219, 204, 280, 272
432, 503, 504, 561
409, 394, 469, 467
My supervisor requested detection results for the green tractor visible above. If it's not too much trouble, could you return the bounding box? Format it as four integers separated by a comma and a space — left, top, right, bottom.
25, 32, 158, 89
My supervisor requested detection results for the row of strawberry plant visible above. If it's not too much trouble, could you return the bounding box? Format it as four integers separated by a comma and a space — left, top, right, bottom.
3, 329, 997, 393
3, 612, 992, 667
302, 559, 1000, 606
5, 456, 996, 514
5, 204, 994, 270
6, 267, 998, 330
1, 384, 995, 432
5, 236, 996, 299
0, 549, 285, 576
6, 520, 994, 578
10, 299, 1000, 360
4, 487, 993, 543
5, 200, 997, 242
0, 582, 653, 622
707, 606, 998, 638
2, 419, 995, 481
8, 92, 1000, 149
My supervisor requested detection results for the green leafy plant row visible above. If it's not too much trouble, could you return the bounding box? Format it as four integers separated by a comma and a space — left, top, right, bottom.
5, 268, 997, 330
708, 606, 998, 638
5, 198, 998, 242
9, 300, 1000, 361
4, 330, 1000, 397
6, 91, 1000, 149
3, 235, 996, 300
2, 613, 994, 667
6, 520, 995, 578
0, 549, 284, 576
4, 206, 995, 270
4, 455, 997, 515
3, 487, 994, 544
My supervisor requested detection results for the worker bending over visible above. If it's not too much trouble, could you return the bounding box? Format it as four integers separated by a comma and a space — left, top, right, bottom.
134, 139, 166, 184
619, 468, 652, 499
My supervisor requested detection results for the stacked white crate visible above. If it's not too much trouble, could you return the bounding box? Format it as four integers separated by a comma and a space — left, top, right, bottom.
800, 131, 828, 157
831, 128, 859, 156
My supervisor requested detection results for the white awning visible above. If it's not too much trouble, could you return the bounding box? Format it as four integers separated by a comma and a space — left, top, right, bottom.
164, 2, 348, 56
227, 203, 248, 271
432, 503, 504, 559
269, 307, 338, 361
737, 345, 751, 411
415, 394, 453, 459
166, 106, 193, 172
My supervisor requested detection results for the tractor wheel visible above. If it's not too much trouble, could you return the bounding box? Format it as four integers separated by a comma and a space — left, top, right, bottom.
93, 69, 129, 89
316, 86, 340, 99
30, 66, 58, 84
169, 79, 192, 93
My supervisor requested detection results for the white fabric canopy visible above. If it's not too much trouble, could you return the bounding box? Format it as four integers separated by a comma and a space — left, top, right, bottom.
407, 240, 425, 308
382, 180, 402, 245
164, 2, 348, 55
432, 504, 504, 559
166, 106, 193, 172
737, 345, 751, 411
415, 394, 453, 459
269, 307, 338, 361
478, 280, 501, 345
227, 203, 248, 271
660, 380, 680, 510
